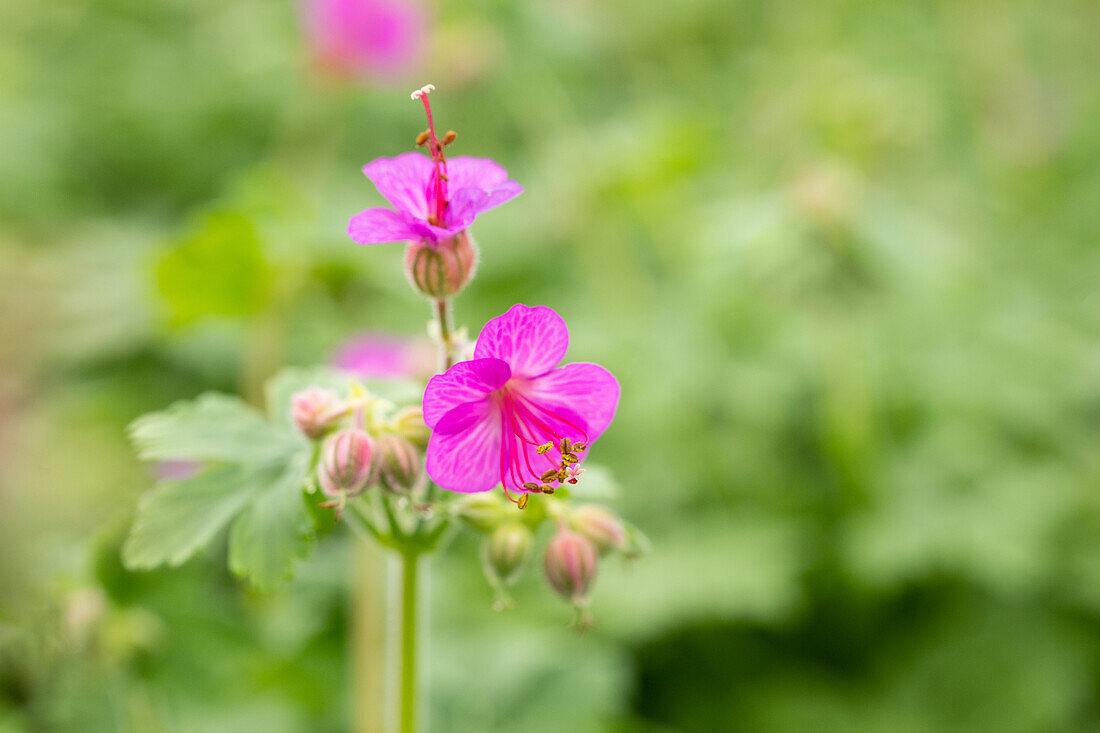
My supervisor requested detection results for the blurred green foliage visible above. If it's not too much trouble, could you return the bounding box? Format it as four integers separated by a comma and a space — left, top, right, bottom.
2, 0, 1099, 731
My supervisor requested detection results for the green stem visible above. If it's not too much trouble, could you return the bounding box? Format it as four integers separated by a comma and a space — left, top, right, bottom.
399, 550, 421, 733
434, 298, 454, 371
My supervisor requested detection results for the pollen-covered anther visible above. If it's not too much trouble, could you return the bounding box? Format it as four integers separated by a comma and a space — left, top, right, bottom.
522, 482, 540, 493
415, 130, 430, 146
517, 494, 530, 510
540, 468, 562, 483
540, 484, 555, 494
573, 442, 587, 452
410, 83, 435, 100
537, 442, 553, 455
560, 437, 573, 454
441, 130, 457, 146
561, 452, 579, 465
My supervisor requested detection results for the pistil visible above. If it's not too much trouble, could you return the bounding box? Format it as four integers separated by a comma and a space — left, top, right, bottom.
410, 84, 454, 226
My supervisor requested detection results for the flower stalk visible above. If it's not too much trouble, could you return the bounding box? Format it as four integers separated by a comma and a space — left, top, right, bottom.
398, 547, 421, 733
434, 297, 455, 371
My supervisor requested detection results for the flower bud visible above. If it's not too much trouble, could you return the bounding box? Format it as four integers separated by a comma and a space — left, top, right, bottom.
544, 529, 598, 604
482, 523, 534, 587
290, 387, 342, 438
454, 492, 508, 532
391, 405, 430, 446
569, 504, 626, 555
404, 231, 478, 298
376, 433, 421, 491
318, 428, 376, 497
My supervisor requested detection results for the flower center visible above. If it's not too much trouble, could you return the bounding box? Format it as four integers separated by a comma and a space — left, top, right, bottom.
493, 385, 590, 506
411, 84, 457, 227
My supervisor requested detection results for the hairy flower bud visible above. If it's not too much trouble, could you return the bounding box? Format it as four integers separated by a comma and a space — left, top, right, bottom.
290, 387, 342, 438
404, 231, 478, 298
544, 529, 598, 604
376, 433, 421, 491
482, 523, 534, 587
569, 504, 626, 555
318, 428, 376, 497
391, 405, 430, 446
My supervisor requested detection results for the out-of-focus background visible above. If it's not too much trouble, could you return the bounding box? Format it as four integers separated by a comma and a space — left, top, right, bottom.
2, 0, 1099, 730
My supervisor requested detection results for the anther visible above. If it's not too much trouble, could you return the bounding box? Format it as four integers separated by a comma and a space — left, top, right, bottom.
560, 437, 573, 454
537, 442, 553, 454
441, 130, 457, 146
415, 130, 430, 146
573, 442, 587, 452
540, 468, 561, 483
561, 453, 579, 465
540, 485, 555, 494
523, 482, 540, 492
517, 494, 530, 510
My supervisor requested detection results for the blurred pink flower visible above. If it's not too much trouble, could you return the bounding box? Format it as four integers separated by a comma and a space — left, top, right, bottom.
422, 304, 619, 497
333, 332, 435, 379
155, 460, 201, 482
302, 0, 426, 80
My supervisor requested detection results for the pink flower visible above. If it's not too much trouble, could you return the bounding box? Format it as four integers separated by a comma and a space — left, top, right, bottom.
348, 153, 522, 245
302, 0, 425, 80
332, 332, 435, 380
422, 304, 620, 497
348, 87, 522, 246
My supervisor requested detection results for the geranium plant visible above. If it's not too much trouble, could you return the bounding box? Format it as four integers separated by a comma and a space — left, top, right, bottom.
122, 85, 646, 733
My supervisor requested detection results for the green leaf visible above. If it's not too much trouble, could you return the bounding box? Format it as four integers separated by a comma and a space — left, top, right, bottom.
228, 451, 315, 591
129, 393, 302, 464
154, 210, 272, 325
122, 464, 272, 569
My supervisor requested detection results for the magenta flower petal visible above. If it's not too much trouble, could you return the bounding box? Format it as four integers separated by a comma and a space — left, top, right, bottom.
474, 304, 569, 379
528, 362, 620, 441
446, 156, 511, 190
425, 410, 502, 493
348, 207, 423, 245
447, 180, 524, 231
363, 152, 432, 218
422, 357, 511, 429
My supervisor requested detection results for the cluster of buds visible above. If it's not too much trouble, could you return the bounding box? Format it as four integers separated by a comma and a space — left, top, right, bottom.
457, 490, 635, 624
289, 384, 427, 519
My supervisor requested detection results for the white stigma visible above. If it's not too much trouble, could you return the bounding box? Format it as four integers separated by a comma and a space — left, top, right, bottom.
410, 84, 436, 100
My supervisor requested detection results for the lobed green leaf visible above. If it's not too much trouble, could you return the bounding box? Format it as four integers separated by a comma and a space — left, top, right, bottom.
129, 392, 303, 465
227, 452, 316, 591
